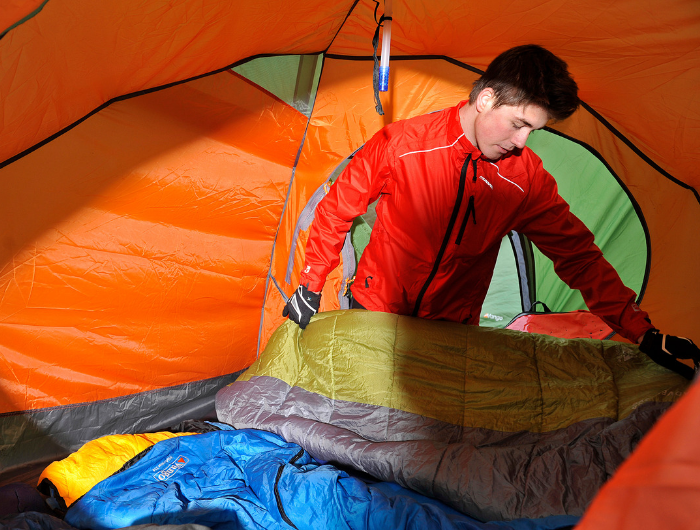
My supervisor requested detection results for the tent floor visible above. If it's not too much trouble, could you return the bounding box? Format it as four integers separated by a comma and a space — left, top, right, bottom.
0, 459, 56, 489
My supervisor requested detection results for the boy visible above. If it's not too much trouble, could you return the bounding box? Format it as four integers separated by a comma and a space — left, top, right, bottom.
284, 44, 699, 379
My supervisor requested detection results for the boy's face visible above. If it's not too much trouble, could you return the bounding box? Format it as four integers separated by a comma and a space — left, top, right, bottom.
473, 90, 549, 160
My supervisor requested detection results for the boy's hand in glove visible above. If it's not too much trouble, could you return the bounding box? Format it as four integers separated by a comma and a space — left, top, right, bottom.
283, 285, 321, 329
639, 329, 700, 380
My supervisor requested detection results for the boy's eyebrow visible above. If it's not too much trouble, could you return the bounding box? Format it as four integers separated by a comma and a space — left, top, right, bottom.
516, 115, 548, 130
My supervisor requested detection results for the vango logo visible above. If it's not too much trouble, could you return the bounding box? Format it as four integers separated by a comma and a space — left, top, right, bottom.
154, 456, 189, 481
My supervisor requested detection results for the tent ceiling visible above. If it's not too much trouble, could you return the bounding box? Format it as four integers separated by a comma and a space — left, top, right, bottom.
328, 0, 700, 190
1, 0, 699, 193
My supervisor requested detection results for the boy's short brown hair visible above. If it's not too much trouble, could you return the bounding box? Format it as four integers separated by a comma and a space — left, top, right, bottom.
470, 44, 580, 121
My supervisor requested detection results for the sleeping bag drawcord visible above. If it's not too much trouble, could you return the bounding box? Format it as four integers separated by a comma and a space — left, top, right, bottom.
372, 0, 392, 115
273, 448, 305, 529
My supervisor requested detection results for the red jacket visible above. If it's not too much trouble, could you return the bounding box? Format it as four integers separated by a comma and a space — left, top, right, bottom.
300, 101, 653, 342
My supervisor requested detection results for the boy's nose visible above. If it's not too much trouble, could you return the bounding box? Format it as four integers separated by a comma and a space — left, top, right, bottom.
512, 129, 530, 149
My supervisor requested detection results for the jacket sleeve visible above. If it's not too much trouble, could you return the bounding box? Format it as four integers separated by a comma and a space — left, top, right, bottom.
516, 158, 653, 343
299, 128, 393, 292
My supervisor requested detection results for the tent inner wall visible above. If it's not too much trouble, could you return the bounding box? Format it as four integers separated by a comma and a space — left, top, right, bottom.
233, 55, 323, 117
0, 69, 309, 471
1, 1, 698, 522
0, 0, 353, 165
527, 131, 647, 316
550, 106, 700, 343
327, 0, 700, 192
1, 48, 697, 475
0, 373, 241, 482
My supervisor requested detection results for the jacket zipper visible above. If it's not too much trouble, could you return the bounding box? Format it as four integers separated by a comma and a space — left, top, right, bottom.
455, 157, 478, 245
412, 154, 472, 317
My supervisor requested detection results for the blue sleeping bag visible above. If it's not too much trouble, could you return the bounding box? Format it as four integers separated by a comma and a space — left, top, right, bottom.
65, 428, 577, 530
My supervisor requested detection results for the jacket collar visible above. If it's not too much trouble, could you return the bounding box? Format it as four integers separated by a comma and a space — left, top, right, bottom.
452, 100, 483, 159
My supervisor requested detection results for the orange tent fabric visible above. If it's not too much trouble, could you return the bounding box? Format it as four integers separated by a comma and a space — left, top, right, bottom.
0, 0, 352, 164
329, 0, 700, 190
577, 379, 700, 529
0, 70, 307, 412
0, 1, 46, 38
1, 1, 699, 524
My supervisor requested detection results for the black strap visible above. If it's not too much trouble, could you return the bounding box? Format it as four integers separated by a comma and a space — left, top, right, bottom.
532, 301, 552, 313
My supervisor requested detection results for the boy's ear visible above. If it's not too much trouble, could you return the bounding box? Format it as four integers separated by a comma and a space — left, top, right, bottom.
475, 87, 495, 113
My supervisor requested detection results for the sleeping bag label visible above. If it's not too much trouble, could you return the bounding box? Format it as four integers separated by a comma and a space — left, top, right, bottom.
152, 455, 189, 481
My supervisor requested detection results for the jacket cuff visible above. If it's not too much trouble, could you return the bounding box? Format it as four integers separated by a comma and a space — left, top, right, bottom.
299, 273, 324, 293
619, 316, 654, 344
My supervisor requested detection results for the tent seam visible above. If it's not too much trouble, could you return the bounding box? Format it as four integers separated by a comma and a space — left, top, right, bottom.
323, 0, 362, 54
256, 56, 326, 358
579, 101, 698, 199
0, 0, 50, 41
0, 53, 322, 170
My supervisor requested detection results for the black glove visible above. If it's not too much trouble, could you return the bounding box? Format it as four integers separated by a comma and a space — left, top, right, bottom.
282, 285, 321, 329
639, 329, 700, 380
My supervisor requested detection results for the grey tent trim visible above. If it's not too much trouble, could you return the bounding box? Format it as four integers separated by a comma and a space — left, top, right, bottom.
0, 371, 243, 480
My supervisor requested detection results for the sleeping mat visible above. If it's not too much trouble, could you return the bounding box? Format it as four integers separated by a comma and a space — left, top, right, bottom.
216, 310, 688, 521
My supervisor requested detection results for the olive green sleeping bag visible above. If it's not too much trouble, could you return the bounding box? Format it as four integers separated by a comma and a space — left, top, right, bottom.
216, 310, 687, 521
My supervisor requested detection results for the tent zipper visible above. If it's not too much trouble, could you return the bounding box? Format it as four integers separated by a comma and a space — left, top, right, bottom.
412, 154, 471, 317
